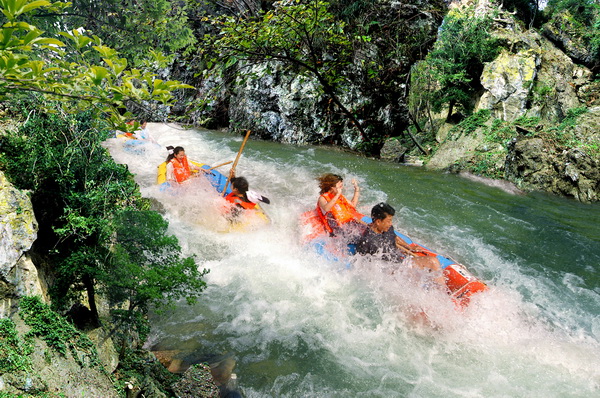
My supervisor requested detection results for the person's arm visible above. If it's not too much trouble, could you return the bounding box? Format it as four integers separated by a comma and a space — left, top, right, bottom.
166, 162, 176, 182
350, 179, 360, 207
395, 236, 416, 256
395, 235, 430, 256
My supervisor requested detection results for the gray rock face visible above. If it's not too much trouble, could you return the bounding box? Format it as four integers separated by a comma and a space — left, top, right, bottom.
380, 138, 408, 162
475, 13, 590, 124
229, 62, 332, 144
478, 49, 540, 122
542, 10, 599, 69
0, 171, 44, 317
505, 138, 600, 202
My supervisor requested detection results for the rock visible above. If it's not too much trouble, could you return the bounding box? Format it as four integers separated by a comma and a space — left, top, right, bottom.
86, 327, 120, 373
505, 138, 600, 202
426, 121, 490, 170
0, 171, 38, 277
0, 171, 44, 317
171, 363, 220, 398
229, 61, 333, 145
478, 49, 540, 122
380, 138, 407, 162
542, 10, 599, 69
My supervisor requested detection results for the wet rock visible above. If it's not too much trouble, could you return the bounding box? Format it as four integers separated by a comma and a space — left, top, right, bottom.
380, 138, 407, 162
171, 363, 220, 398
505, 138, 600, 202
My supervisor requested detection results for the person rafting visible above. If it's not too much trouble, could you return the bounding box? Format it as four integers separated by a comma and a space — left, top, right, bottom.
224, 173, 270, 221
356, 202, 444, 285
316, 173, 366, 242
165, 146, 202, 184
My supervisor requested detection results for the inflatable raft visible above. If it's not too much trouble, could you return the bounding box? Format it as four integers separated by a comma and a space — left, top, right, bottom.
300, 211, 487, 307
157, 161, 269, 229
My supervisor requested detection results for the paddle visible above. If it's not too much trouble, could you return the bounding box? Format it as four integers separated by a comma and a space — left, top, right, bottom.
222, 130, 251, 196
202, 160, 233, 173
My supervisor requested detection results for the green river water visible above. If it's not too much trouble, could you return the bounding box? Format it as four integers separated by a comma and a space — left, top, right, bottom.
106, 123, 600, 398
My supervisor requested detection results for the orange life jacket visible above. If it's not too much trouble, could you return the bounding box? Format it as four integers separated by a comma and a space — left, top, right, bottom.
225, 193, 258, 210
318, 192, 364, 228
170, 156, 192, 183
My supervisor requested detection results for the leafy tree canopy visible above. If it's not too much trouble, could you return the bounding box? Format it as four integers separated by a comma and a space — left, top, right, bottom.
200, 0, 368, 139
0, 0, 194, 132
32, 0, 197, 66
0, 97, 207, 346
412, 10, 500, 120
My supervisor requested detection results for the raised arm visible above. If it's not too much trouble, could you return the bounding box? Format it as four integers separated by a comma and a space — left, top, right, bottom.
350, 179, 360, 207
318, 181, 343, 213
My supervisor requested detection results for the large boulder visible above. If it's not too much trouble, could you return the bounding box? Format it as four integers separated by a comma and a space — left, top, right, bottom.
475, 7, 590, 124
542, 10, 600, 70
505, 137, 600, 202
478, 49, 540, 122
0, 171, 44, 317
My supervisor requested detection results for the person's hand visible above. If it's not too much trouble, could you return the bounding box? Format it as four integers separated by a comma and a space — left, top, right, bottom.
334, 180, 343, 194
352, 179, 359, 191
229, 169, 235, 179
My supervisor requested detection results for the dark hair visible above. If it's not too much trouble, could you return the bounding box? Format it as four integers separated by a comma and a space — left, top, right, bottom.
165, 146, 185, 162
231, 177, 249, 201
371, 202, 395, 221
317, 173, 343, 194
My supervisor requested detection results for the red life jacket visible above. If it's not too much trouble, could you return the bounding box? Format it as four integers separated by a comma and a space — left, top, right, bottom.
318, 192, 364, 226
170, 156, 192, 183
225, 192, 258, 210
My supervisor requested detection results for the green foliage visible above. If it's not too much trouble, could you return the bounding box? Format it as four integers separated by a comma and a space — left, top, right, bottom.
0, 98, 208, 348
200, 0, 367, 139
114, 346, 180, 397
19, 296, 100, 367
469, 150, 505, 179
447, 109, 491, 140
0, 0, 193, 132
107, 210, 208, 341
413, 11, 501, 119
49, 0, 197, 66
485, 118, 515, 143
545, 0, 600, 70
0, 318, 34, 373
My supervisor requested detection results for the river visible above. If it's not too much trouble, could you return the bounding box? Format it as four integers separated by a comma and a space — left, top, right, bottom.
105, 123, 600, 397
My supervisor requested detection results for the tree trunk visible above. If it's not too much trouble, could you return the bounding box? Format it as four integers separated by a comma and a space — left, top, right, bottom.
82, 273, 100, 328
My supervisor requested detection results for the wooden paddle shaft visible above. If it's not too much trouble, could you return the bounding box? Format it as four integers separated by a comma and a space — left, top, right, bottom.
222, 130, 251, 195
205, 160, 233, 172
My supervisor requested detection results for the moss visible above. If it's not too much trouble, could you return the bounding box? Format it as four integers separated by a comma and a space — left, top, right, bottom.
0, 318, 34, 374
19, 296, 100, 369
447, 109, 491, 140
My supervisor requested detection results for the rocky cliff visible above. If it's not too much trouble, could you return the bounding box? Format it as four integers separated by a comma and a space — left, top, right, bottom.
422, 0, 599, 202
0, 171, 121, 396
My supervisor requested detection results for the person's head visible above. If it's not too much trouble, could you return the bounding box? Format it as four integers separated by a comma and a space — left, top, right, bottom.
317, 173, 343, 194
371, 202, 395, 233
231, 177, 249, 195
166, 146, 185, 162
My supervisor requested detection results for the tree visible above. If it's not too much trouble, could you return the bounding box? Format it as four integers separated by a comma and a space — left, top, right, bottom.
545, 0, 600, 72
31, 0, 197, 66
0, 0, 193, 131
415, 12, 500, 121
200, 0, 369, 140
0, 98, 208, 345
108, 210, 208, 349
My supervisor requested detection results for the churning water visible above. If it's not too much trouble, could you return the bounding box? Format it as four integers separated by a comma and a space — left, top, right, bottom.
105, 123, 600, 397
